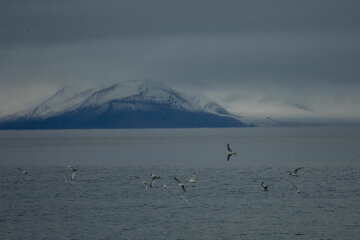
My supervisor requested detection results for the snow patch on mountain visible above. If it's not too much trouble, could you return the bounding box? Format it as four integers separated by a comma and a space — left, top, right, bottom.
78, 80, 202, 112
190, 94, 238, 117
25, 87, 97, 118
2, 79, 229, 121
203, 101, 231, 115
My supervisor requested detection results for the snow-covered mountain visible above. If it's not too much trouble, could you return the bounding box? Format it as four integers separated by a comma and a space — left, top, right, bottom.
0, 80, 252, 129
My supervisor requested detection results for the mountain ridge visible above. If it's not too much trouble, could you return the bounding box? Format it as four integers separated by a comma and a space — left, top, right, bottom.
0, 80, 253, 129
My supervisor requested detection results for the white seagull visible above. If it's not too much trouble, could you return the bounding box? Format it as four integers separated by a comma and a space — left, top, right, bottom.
289, 167, 303, 177
150, 174, 160, 188
290, 182, 308, 195
226, 144, 236, 161
188, 173, 197, 184
134, 176, 148, 192
68, 166, 78, 180
174, 176, 187, 192
16, 167, 28, 175
261, 181, 271, 191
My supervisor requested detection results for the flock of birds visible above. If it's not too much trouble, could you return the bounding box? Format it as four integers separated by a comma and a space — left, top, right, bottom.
129, 144, 307, 195
132, 144, 306, 195
15, 144, 307, 195
260, 167, 307, 194
132, 173, 197, 193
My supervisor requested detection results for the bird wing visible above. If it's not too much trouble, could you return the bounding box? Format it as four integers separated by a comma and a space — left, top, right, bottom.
71, 171, 76, 180
227, 144, 232, 152
134, 176, 140, 180
150, 178, 156, 187
227, 154, 231, 161
189, 174, 196, 182
174, 176, 182, 183
182, 185, 187, 192
294, 167, 303, 173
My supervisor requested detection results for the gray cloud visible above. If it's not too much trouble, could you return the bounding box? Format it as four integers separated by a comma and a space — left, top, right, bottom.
1, 0, 360, 120
1, 0, 359, 45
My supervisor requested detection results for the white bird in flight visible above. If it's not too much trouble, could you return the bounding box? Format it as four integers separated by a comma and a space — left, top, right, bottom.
174, 176, 187, 192
188, 173, 197, 184
68, 166, 78, 180
226, 144, 236, 161
289, 167, 303, 177
134, 176, 148, 192
150, 174, 160, 188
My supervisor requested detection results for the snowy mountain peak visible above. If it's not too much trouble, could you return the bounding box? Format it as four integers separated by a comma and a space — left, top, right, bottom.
79, 79, 202, 112
15, 80, 207, 119
0, 79, 251, 129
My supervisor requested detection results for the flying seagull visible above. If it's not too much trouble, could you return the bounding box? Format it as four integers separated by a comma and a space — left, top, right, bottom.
289, 167, 303, 177
68, 166, 78, 180
150, 174, 160, 188
261, 181, 271, 191
16, 167, 28, 175
226, 144, 236, 161
290, 182, 308, 195
188, 173, 197, 184
134, 176, 148, 192
174, 176, 187, 192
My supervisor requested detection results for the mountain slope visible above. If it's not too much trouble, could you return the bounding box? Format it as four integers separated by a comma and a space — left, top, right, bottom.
0, 80, 253, 129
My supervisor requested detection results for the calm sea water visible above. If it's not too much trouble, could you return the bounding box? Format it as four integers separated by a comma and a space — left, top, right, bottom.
1, 127, 360, 239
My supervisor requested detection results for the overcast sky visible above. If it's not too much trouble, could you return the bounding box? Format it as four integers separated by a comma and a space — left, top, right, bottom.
1, 0, 360, 120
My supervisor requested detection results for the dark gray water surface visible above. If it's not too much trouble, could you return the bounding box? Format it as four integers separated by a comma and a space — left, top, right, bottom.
1, 127, 360, 239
